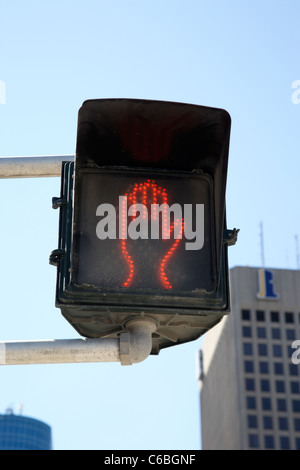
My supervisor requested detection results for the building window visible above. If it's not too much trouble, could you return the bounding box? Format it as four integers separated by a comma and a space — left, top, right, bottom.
247, 415, 258, 429
241, 309, 251, 321
287, 344, 294, 358
264, 435, 274, 449
259, 362, 269, 374
256, 310, 265, 322
294, 418, 300, 431
260, 379, 270, 392
280, 436, 290, 450
242, 326, 252, 337
244, 361, 254, 373
274, 363, 284, 375
245, 378, 255, 391
285, 312, 294, 323
292, 400, 300, 412
273, 344, 282, 357
277, 398, 287, 412
275, 380, 285, 393
286, 329, 295, 340
289, 364, 298, 376
262, 397, 272, 411
247, 396, 256, 410
243, 343, 253, 355
248, 434, 259, 448
290, 382, 300, 394
295, 438, 300, 450
257, 327, 266, 338
278, 417, 288, 430
271, 328, 281, 339
263, 416, 273, 430
258, 344, 268, 356
270, 311, 279, 322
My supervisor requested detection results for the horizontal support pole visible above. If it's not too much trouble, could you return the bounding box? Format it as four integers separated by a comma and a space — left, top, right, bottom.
0, 156, 74, 178
0, 319, 157, 366
0, 338, 120, 365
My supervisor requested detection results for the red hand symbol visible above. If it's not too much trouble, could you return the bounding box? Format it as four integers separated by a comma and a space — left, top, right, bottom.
119, 180, 184, 289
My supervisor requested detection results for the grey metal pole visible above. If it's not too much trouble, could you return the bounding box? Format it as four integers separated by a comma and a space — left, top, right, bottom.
0, 156, 74, 178
0, 319, 157, 366
0, 338, 120, 365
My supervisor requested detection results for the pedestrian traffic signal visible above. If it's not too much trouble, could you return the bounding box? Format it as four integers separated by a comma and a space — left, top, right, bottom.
51, 99, 238, 354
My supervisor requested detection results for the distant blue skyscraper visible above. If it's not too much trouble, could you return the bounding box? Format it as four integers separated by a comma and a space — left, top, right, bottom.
0, 412, 52, 450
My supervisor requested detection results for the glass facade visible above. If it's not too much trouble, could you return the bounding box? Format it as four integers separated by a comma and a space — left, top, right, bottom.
0, 414, 52, 450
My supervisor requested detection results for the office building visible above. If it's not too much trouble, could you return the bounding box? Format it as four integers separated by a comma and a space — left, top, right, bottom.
0, 410, 52, 450
199, 266, 300, 450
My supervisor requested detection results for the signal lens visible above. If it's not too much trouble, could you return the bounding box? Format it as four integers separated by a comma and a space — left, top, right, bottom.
71, 169, 215, 293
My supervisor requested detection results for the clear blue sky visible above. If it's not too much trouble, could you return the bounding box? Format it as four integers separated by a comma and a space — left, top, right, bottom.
0, 0, 299, 450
